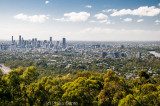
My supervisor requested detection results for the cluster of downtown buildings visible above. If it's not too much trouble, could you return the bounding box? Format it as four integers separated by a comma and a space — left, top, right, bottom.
0, 35, 67, 50
0, 36, 152, 59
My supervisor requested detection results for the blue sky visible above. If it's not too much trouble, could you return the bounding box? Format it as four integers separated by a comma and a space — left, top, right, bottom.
0, 0, 160, 41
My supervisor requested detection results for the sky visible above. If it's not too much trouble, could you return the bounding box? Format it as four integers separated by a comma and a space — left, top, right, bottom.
0, 0, 160, 41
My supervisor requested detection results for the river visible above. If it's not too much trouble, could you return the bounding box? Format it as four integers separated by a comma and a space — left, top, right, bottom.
0, 64, 11, 74
149, 51, 160, 58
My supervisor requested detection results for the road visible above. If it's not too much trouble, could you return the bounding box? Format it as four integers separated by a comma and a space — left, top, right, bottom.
0, 64, 11, 74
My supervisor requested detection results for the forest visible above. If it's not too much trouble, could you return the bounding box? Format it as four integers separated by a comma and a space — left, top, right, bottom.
0, 66, 160, 106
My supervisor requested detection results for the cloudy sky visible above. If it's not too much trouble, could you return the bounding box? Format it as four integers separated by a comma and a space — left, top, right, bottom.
0, 0, 160, 41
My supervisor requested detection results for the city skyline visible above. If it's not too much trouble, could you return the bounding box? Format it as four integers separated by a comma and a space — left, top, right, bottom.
0, 0, 160, 41
11, 35, 66, 47
11, 35, 65, 42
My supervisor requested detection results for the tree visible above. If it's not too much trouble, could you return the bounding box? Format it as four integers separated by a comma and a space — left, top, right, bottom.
26, 82, 48, 105
138, 70, 150, 84
19, 66, 39, 105
0, 70, 10, 105
98, 70, 128, 106
118, 94, 140, 106
138, 70, 149, 79
21, 66, 39, 85
6, 67, 24, 105
62, 77, 103, 105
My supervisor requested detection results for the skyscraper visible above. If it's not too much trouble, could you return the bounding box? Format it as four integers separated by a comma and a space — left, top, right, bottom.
19, 35, 21, 46
136, 52, 142, 58
12, 36, 14, 44
62, 38, 66, 48
50, 37, 52, 44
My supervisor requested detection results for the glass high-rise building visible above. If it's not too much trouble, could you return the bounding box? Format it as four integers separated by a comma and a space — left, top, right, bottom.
19, 35, 21, 46
50, 37, 52, 43
12, 36, 14, 44
62, 38, 66, 48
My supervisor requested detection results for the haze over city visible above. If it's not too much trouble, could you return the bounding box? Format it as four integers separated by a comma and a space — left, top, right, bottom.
0, 0, 160, 41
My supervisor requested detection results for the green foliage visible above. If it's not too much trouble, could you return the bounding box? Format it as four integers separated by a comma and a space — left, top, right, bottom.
138, 70, 150, 79
62, 77, 103, 105
26, 82, 48, 105
21, 66, 39, 84
98, 70, 128, 106
0, 67, 160, 105
118, 94, 139, 106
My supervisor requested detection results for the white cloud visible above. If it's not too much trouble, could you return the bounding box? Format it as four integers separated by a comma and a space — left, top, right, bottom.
123, 18, 132, 22
137, 19, 144, 23
158, 3, 160, 7
90, 20, 96, 23
54, 18, 65, 22
155, 20, 160, 24
90, 20, 113, 24
155, 20, 160, 23
94, 13, 108, 20
55, 12, 90, 22
111, 6, 160, 17
102, 9, 117, 13
79, 27, 160, 41
45, 1, 49, 4
99, 19, 112, 24
14, 13, 49, 23
86, 5, 92, 8
93, 13, 113, 24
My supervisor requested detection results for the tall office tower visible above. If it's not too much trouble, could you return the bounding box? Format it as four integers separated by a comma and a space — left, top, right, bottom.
35, 38, 38, 48
136, 52, 142, 58
22, 37, 24, 46
26, 41, 29, 48
50, 37, 52, 43
62, 38, 66, 48
32, 38, 35, 42
35, 38, 37, 42
56, 41, 60, 46
21, 37, 24, 48
19, 35, 21, 46
37, 41, 41, 48
31, 38, 35, 48
12, 36, 14, 44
